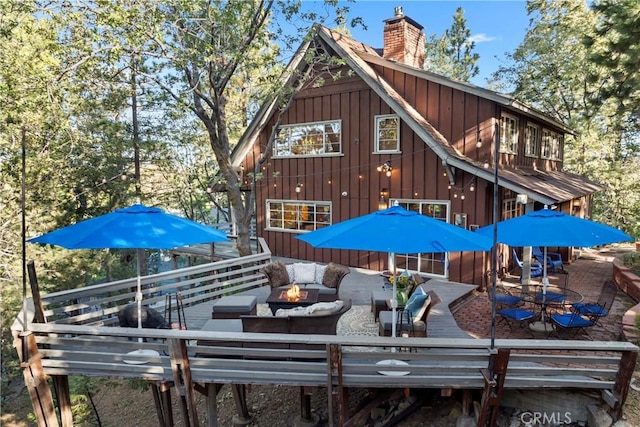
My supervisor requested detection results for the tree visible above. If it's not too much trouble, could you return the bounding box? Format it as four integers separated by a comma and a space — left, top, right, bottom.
491, 0, 640, 235
424, 7, 480, 82
587, 0, 640, 127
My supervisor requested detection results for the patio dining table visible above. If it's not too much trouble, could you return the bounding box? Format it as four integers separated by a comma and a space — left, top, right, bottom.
520, 285, 584, 333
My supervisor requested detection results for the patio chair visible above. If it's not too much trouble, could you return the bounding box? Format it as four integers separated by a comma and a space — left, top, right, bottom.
572, 280, 617, 325
549, 309, 602, 339
512, 249, 543, 282
494, 281, 524, 308
532, 247, 566, 273
497, 307, 536, 332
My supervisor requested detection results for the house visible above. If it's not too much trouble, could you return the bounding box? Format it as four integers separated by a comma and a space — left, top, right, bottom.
231, 7, 602, 287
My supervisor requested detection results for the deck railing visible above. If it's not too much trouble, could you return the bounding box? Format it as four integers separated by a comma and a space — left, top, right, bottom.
29, 237, 271, 327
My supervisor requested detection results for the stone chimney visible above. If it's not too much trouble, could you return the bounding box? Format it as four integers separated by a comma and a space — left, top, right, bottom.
382, 6, 426, 69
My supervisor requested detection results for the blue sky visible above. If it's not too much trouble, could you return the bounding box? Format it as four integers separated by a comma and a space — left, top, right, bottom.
316, 0, 531, 86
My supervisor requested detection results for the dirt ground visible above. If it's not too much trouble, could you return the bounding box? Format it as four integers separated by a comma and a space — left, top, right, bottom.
2, 364, 639, 426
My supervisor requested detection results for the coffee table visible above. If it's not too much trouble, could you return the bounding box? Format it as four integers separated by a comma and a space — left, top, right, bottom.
266, 288, 320, 315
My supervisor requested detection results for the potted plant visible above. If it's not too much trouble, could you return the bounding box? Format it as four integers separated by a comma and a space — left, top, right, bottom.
389, 272, 416, 306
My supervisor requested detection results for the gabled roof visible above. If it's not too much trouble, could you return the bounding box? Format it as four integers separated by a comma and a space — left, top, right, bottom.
232, 25, 601, 205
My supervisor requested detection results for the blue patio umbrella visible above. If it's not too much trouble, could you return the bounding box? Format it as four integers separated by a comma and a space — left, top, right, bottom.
476, 207, 632, 323
28, 204, 229, 334
296, 204, 493, 336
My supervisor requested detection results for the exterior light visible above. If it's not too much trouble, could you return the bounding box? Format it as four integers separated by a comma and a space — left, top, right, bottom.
295, 183, 302, 193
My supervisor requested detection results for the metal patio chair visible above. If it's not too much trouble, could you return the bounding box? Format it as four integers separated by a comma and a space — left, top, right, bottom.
571, 280, 617, 326
549, 308, 603, 339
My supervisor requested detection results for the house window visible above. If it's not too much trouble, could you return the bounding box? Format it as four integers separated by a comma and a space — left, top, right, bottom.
374, 115, 400, 153
541, 129, 561, 160
502, 198, 522, 220
500, 114, 518, 154
266, 200, 331, 232
273, 120, 342, 157
393, 200, 450, 279
524, 123, 539, 157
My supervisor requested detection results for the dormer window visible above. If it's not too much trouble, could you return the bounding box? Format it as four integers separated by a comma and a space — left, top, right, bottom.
541, 129, 561, 160
525, 123, 539, 157
374, 115, 400, 153
500, 114, 518, 154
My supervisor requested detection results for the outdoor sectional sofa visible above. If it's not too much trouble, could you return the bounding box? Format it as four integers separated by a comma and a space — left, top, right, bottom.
197, 299, 352, 350
260, 261, 350, 297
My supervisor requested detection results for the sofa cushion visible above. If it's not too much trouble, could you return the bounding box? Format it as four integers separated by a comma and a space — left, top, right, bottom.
406, 287, 431, 321
261, 262, 290, 288
322, 262, 349, 288
305, 300, 344, 316
292, 262, 316, 284
275, 306, 307, 317
314, 264, 327, 284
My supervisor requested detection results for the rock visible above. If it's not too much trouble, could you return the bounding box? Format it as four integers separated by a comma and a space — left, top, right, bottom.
587, 403, 613, 427
456, 415, 476, 427
611, 420, 634, 427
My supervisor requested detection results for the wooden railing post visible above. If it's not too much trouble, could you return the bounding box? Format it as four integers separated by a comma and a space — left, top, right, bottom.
612, 350, 639, 420
478, 348, 510, 426
168, 338, 200, 427
328, 343, 346, 426
15, 331, 59, 427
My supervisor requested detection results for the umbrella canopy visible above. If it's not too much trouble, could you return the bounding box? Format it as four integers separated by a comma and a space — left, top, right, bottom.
29, 204, 229, 334
28, 203, 228, 249
477, 207, 632, 309
296, 205, 493, 337
296, 205, 493, 254
476, 207, 632, 248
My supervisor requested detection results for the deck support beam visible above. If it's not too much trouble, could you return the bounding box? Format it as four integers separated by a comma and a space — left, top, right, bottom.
151, 381, 174, 427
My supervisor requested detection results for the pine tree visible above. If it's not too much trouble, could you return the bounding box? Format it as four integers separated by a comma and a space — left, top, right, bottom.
424, 7, 479, 82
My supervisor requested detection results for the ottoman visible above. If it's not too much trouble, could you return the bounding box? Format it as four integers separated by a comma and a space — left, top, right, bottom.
211, 295, 257, 319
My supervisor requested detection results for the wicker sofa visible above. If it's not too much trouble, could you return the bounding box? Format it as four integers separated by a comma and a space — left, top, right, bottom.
198, 299, 352, 350
260, 261, 350, 297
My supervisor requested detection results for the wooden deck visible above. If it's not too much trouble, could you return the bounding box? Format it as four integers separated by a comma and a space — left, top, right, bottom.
12, 240, 640, 426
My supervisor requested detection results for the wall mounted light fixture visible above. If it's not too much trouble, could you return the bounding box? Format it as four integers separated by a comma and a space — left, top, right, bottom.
377, 162, 393, 177
378, 188, 389, 210
295, 183, 302, 193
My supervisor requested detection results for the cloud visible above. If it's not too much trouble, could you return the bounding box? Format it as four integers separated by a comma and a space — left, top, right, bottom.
469, 33, 497, 43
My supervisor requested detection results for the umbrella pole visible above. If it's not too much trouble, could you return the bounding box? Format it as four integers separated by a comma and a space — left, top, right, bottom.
391, 252, 397, 339
136, 249, 143, 344
541, 247, 549, 322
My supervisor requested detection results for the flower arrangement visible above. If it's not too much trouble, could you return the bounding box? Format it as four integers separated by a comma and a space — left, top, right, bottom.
388, 273, 415, 289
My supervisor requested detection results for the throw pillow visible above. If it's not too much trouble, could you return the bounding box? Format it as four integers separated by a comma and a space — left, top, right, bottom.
314, 264, 327, 284
293, 262, 316, 284
304, 300, 344, 316
260, 261, 289, 288
322, 263, 349, 289
405, 287, 430, 321
286, 264, 296, 283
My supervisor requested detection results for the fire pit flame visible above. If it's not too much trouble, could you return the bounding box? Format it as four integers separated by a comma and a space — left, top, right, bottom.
286, 283, 300, 301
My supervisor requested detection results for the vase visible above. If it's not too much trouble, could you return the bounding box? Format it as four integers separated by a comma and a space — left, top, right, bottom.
395, 287, 409, 307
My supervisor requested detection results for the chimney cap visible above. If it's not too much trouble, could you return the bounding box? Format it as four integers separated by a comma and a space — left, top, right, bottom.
394, 6, 404, 17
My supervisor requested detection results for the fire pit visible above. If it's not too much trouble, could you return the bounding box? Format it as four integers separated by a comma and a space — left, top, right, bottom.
266, 286, 320, 315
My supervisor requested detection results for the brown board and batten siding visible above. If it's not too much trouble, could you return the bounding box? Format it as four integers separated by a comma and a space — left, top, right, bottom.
241, 68, 490, 285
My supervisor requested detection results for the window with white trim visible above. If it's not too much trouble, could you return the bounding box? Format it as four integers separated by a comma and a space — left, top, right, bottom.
541, 129, 561, 160
266, 200, 331, 232
502, 198, 521, 220
273, 120, 342, 157
500, 114, 518, 154
524, 123, 539, 157
393, 200, 450, 278
374, 115, 400, 153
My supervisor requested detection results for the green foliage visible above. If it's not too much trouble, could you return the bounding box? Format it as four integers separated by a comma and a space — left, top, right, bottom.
492, 0, 640, 237
424, 7, 480, 82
